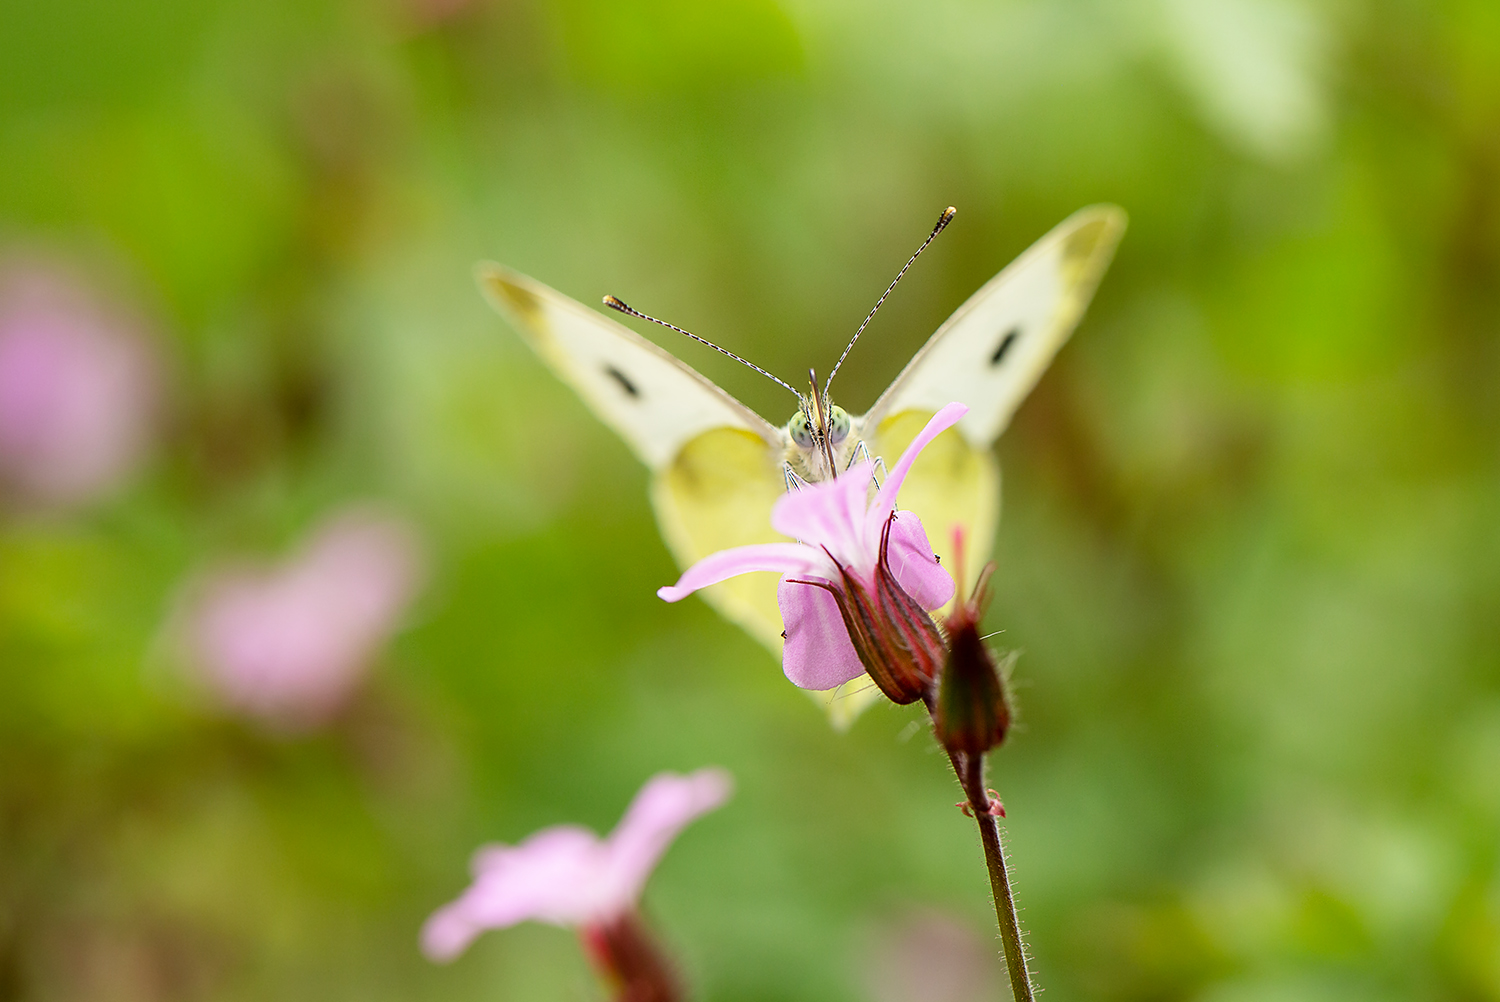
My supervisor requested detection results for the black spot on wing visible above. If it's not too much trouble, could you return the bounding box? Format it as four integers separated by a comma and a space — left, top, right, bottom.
604, 365, 641, 399
990, 328, 1020, 366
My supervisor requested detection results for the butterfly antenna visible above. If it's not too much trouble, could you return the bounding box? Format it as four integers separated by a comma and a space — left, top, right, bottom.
824, 205, 956, 399
603, 295, 802, 400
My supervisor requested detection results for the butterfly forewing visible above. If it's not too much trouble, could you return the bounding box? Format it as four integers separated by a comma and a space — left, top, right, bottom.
477, 263, 785, 469
853, 206, 1124, 595
862, 205, 1126, 448
477, 263, 792, 651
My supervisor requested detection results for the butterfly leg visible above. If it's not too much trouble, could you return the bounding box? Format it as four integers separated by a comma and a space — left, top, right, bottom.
783, 464, 810, 494
853, 447, 889, 493
845, 441, 889, 488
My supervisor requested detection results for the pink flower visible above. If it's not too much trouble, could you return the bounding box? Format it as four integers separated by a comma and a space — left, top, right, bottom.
658, 403, 966, 699
0, 262, 158, 508
421, 768, 732, 962
862, 909, 1004, 1002
180, 507, 425, 728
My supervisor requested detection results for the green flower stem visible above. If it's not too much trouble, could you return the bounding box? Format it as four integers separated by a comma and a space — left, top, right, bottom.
950, 750, 1035, 1002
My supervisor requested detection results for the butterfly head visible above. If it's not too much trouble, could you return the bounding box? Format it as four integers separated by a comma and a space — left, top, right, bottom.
786, 369, 857, 483
787, 403, 851, 450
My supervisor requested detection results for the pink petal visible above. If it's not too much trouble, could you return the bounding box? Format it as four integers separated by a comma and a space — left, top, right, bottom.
604, 769, 733, 906
657, 542, 821, 602
0, 264, 158, 507
421, 902, 483, 962
301, 513, 424, 637
421, 772, 733, 963
869, 403, 969, 533
470, 843, 515, 878
886, 511, 955, 610
770, 463, 874, 571
184, 508, 424, 728
421, 825, 607, 962
777, 577, 867, 690
490, 827, 611, 927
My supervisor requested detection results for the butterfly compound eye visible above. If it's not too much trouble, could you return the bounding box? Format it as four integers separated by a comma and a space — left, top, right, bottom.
828, 406, 851, 445
789, 411, 815, 448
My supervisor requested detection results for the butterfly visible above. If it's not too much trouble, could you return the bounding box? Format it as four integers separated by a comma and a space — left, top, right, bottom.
478, 205, 1125, 725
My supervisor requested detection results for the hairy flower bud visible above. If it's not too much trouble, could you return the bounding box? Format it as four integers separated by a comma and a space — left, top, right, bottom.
934, 563, 1012, 755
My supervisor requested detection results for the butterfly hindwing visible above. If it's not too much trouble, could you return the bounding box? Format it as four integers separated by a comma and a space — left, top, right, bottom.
477, 263, 792, 649
651, 427, 788, 653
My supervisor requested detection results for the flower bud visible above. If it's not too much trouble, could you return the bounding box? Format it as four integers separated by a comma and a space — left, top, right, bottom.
933, 563, 1012, 755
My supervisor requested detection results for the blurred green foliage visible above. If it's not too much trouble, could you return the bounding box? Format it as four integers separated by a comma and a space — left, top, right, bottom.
2, 0, 1499, 1000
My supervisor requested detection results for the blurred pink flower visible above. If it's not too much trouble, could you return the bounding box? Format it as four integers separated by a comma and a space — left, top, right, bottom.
422, 768, 732, 962
0, 262, 158, 507
658, 403, 964, 698
863, 909, 1004, 1002
182, 508, 425, 727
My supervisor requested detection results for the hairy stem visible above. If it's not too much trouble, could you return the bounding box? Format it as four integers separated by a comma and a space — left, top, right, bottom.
949, 750, 1035, 1002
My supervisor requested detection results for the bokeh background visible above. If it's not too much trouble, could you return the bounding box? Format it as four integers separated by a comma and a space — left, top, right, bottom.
3, 0, 1499, 999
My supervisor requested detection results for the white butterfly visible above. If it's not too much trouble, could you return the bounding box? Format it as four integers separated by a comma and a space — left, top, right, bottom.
478, 206, 1125, 725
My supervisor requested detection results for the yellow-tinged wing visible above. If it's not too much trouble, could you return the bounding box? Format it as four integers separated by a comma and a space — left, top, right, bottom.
476, 264, 791, 651
650, 427, 787, 653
